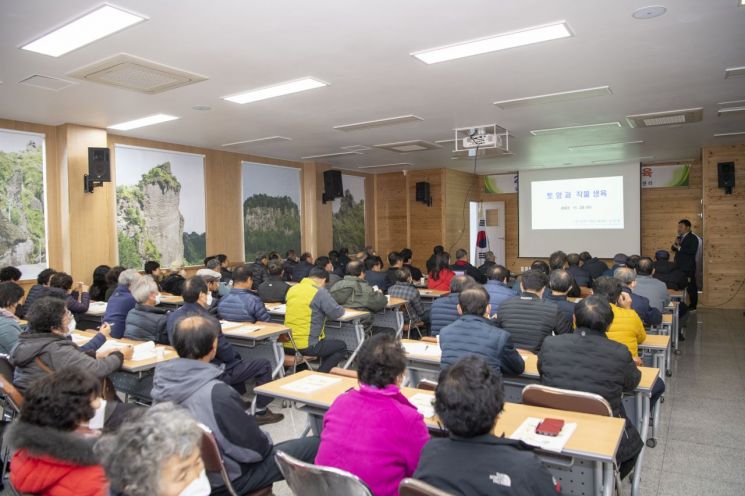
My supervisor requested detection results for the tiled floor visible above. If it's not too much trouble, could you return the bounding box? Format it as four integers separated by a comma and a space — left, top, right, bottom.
261, 308, 745, 496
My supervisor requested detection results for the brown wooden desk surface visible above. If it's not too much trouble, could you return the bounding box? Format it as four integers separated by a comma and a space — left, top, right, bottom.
418, 289, 449, 298
18, 319, 27, 326
387, 296, 408, 308
264, 303, 369, 322
256, 370, 623, 462
661, 314, 673, 324
637, 366, 659, 393
640, 334, 670, 351
221, 321, 290, 340
159, 295, 184, 304
667, 289, 685, 298
72, 330, 177, 372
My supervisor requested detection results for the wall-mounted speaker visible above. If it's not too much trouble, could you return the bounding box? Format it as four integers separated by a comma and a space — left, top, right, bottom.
416, 181, 432, 207
322, 169, 343, 203
717, 161, 735, 194
84, 147, 111, 193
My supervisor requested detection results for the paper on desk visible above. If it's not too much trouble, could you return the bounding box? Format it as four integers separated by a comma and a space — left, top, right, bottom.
408, 392, 435, 419
98, 340, 158, 362
509, 417, 577, 453
71, 333, 91, 345
220, 321, 243, 331
269, 304, 286, 315
280, 375, 341, 393
234, 325, 261, 333
402, 342, 440, 357
86, 302, 107, 316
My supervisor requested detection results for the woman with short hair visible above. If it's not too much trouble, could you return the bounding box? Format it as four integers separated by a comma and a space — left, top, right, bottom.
0, 281, 25, 353
6, 367, 107, 496
315, 333, 429, 496
95, 402, 209, 496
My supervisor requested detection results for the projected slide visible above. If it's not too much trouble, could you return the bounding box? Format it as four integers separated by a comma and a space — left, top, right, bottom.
531, 176, 624, 230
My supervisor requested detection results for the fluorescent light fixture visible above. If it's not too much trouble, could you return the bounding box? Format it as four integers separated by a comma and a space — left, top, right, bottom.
725, 66, 745, 78
412, 21, 572, 64
21, 4, 146, 57
530, 121, 622, 136
301, 151, 362, 160
221, 136, 291, 147
717, 98, 745, 105
714, 130, 745, 137
569, 140, 643, 152
334, 115, 422, 131
592, 156, 653, 165
223, 77, 327, 104
108, 113, 178, 131
494, 86, 611, 109
718, 106, 745, 116
357, 163, 412, 169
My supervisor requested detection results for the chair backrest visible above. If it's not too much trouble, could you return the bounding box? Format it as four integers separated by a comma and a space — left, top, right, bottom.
417, 379, 438, 392
0, 354, 14, 382
522, 384, 612, 417
329, 367, 358, 379
399, 478, 454, 496
198, 424, 238, 496
275, 450, 373, 496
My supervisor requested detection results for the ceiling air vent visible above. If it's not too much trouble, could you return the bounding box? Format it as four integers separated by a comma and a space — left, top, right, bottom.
19, 74, 75, 91
67, 53, 207, 94
374, 140, 441, 153
626, 108, 703, 128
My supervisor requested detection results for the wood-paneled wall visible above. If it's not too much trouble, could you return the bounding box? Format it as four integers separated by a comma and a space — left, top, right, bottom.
374, 172, 408, 260
702, 145, 745, 309
407, 170, 444, 269
443, 169, 478, 255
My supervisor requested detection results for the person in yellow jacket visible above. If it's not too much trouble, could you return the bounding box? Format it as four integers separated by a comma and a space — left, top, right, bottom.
284, 267, 347, 372
592, 276, 646, 361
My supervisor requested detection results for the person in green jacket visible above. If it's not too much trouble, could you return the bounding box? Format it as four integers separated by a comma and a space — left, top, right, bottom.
329, 261, 388, 314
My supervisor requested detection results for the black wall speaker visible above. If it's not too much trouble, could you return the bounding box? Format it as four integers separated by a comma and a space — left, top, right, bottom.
718, 161, 735, 194
322, 170, 343, 203
88, 147, 111, 182
416, 181, 432, 206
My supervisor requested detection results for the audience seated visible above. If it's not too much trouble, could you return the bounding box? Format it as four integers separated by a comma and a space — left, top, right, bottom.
428, 252, 455, 291
316, 334, 429, 496
652, 250, 688, 290
88, 265, 110, 302
290, 252, 315, 282
103, 266, 125, 301
385, 251, 405, 287
196, 267, 228, 314
0, 266, 22, 282
440, 287, 524, 377
96, 402, 208, 496
315, 256, 341, 287
484, 264, 517, 316
217, 265, 270, 323
49, 272, 91, 316
7, 368, 108, 496
11, 297, 130, 393
450, 249, 487, 284
0, 281, 25, 354
591, 277, 646, 360
364, 255, 391, 293
257, 260, 291, 303
153, 315, 318, 494
400, 248, 423, 281
167, 278, 278, 420
103, 268, 142, 338
633, 257, 671, 313
336, 247, 351, 275
543, 269, 576, 325
477, 250, 497, 276
329, 260, 388, 318
615, 267, 662, 326
144, 260, 163, 290
566, 252, 591, 287
284, 268, 347, 372
123, 276, 170, 344
548, 251, 580, 297
496, 270, 572, 352
388, 267, 430, 326
626, 255, 641, 270
579, 251, 608, 280
602, 253, 628, 277
426, 245, 444, 274
538, 296, 643, 479
282, 250, 299, 281
17, 267, 56, 318
430, 275, 476, 337
252, 254, 270, 287
414, 356, 559, 495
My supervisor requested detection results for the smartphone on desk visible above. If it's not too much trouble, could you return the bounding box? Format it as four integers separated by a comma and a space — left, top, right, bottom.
536, 418, 565, 437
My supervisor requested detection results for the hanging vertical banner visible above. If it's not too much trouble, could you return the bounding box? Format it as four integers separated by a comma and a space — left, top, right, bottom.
484, 173, 518, 193
640, 164, 690, 188
475, 204, 489, 263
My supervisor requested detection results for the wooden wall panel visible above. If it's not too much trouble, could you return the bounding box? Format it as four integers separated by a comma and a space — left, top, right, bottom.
702, 144, 745, 309
374, 172, 408, 260
443, 169, 479, 256
407, 170, 444, 269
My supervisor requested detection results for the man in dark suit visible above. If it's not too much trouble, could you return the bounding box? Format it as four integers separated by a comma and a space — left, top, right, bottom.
672, 219, 699, 309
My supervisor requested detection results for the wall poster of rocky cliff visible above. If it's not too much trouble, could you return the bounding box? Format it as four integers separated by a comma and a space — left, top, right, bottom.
332, 174, 365, 252
0, 128, 47, 280
242, 162, 301, 261
115, 145, 206, 269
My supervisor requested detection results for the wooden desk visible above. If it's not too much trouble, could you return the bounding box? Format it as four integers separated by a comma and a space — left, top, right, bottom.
18, 319, 27, 326
220, 321, 290, 378
264, 303, 369, 322
418, 289, 449, 298
256, 371, 623, 496
158, 294, 184, 307
72, 330, 177, 373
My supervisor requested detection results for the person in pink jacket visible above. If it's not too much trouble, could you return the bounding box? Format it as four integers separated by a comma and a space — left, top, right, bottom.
315, 333, 430, 496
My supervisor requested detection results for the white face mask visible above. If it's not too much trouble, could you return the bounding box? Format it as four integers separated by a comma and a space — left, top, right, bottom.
67, 317, 76, 334
155, 293, 162, 305
88, 399, 107, 430
206, 293, 213, 306
178, 470, 211, 496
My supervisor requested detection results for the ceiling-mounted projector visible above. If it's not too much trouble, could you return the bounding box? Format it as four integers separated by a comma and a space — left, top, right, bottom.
452, 123, 510, 157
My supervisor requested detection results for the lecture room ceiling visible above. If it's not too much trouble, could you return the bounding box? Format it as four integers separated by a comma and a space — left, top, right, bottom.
1, 0, 744, 174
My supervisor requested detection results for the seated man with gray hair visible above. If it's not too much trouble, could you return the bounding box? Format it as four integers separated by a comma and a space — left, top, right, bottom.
102, 268, 142, 338
614, 267, 662, 326
123, 276, 170, 344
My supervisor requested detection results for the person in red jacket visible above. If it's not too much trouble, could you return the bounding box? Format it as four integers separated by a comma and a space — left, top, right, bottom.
428, 252, 455, 291
6, 367, 108, 496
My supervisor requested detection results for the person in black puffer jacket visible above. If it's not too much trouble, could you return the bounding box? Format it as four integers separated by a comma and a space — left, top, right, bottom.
123, 276, 170, 344
538, 295, 643, 480
429, 275, 477, 337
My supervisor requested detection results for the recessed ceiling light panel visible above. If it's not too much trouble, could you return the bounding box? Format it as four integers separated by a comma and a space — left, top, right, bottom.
21, 4, 146, 57
223, 77, 327, 104
569, 140, 643, 152
626, 108, 703, 128
222, 136, 292, 147
718, 106, 745, 116
714, 130, 745, 137
357, 163, 412, 169
18, 74, 76, 91
494, 86, 611, 109
301, 151, 362, 160
333, 115, 422, 131
108, 113, 178, 131
373, 140, 441, 153
412, 21, 572, 64
530, 121, 622, 136
725, 66, 745, 78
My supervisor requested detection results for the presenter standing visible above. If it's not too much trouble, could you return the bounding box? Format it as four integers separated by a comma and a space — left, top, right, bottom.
671, 219, 699, 309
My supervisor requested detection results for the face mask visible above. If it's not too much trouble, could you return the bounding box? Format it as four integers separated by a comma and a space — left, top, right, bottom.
178, 470, 211, 496
67, 317, 76, 334
155, 293, 162, 305
88, 399, 107, 430
206, 293, 213, 306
